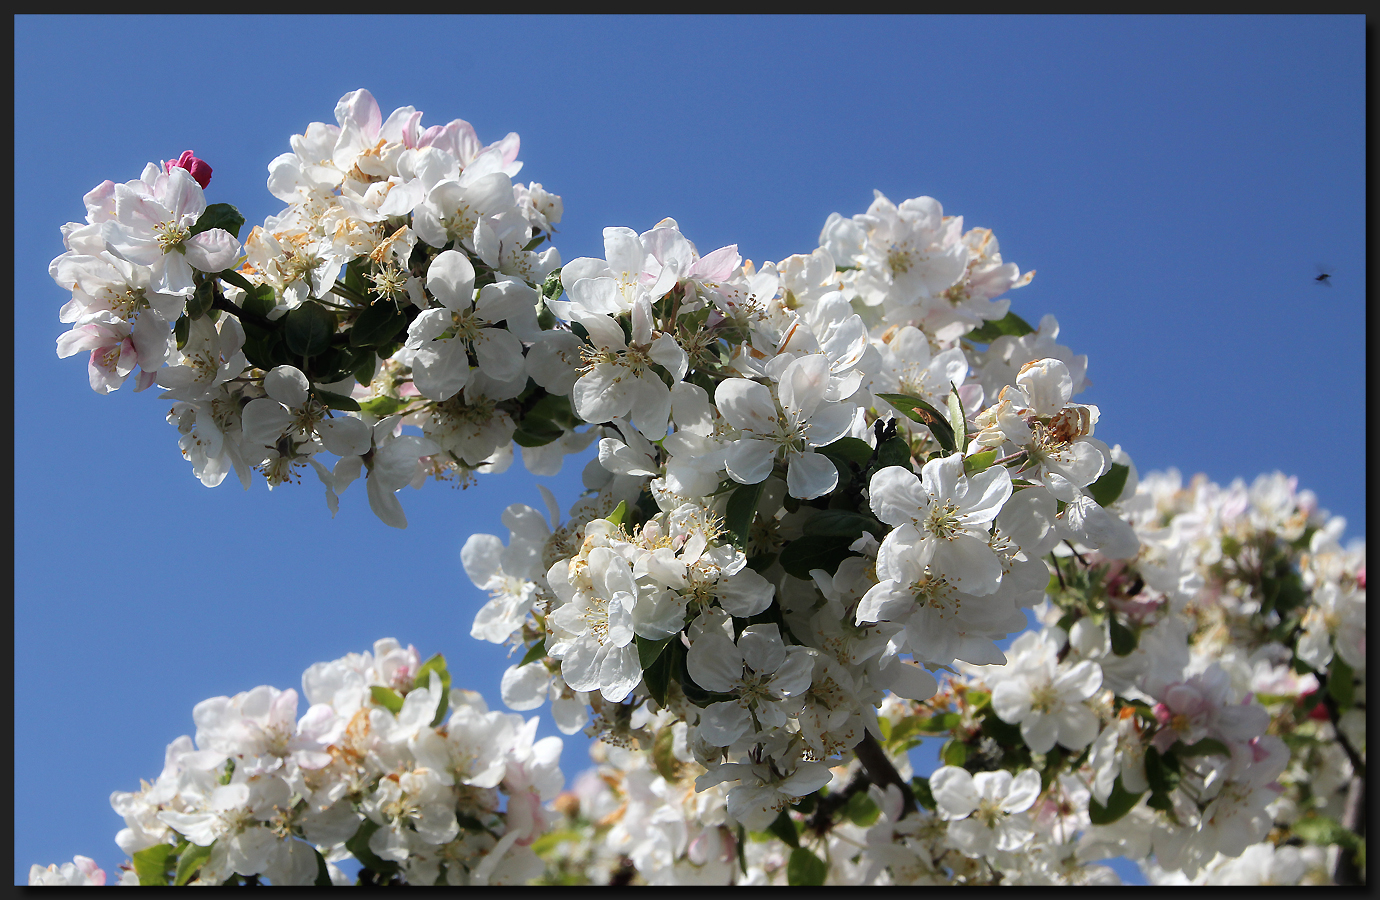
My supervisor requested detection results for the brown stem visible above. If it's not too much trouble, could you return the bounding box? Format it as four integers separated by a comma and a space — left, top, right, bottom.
1332, 776, 1365, 885
807, 770, 869, 835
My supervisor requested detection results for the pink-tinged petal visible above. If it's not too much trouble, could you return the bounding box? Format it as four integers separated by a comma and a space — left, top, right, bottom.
786, 451, 838, 499
426, 250, 476, 311
688, 244, 741, 282
335, 88, 382, 136
159, 167, 207, 225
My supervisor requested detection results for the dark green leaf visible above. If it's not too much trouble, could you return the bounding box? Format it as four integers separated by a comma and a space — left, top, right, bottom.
284, 301, 337, 358
725, 481, 764, 550
817, 435, 873, 466
314, 389, 360, 411
518, 641, 548, 668
133, 842, 176, 885
349, 299, 408, 348
875, 393, 956, 452
802, 509, 883, 539
1108, 615, 1138, 656
643, 637, 677, 708
876, 436, 913, 471
911, 775, 936, 811
186, 281, 215, 320
947, 386, 967, 452
190, 203, 245, 240
746, 552, 776, 573
370, 685, 404, 714
1088, 776, 1144, 825
313, 847, 333, 887
513, 415, 565, 447
786, 847, 827, 886
736, 824, 748, 875
173, 315, 189, 350
1088, 463, 1130, 508
963, 311, 1036, 344
636, 635, 672, 669
345, 820, 399, 877
778, 535, 859, 580
766, 810, 800, 849
527, 391, 581, 429
174, 840, 214, 885
1327, 654, 1355, 710
963, 449, 998, 475
1144, 745, 1181, 798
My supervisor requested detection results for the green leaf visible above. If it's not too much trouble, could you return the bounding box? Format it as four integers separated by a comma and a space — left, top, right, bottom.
963, 449, 998, 475
725, 481, 765, 550
133, 842, 176, 885
241, 283, 277, 319
190, 203, 245, 240
736, 824, 748, 875
1088, 463, 1130, 508
941, 739, 969, 766
345, 819, 399, 877
1143, 745, 1181, 800
947, 386, 967, 452
1327, 654, 1355, 710
875, 436, 913, 471
1087, 776, 1144, 825
284, 301, 338, 358
606, 500, 628, 527
643, 637, 677, 708
786, 847, 827, 886
1173, 737, 1230, 757
358, 395, 407, 418
1292, 813, 1362, 849
963, 311, 1036, 344
875, 393, 956, 452
778, 535, 860, 580
541, 268, 564, 302
513, 415, 564, 447
186, 280, 215, 320
174, 840, 214, 885
652, 725, 682, 781
314, 389, 360, 411
173, 314, 189, 350
802, 509, 883, 539
841, 790, 881, 826
636, 635, 672, 669
766, 810, 800, 848
1108, 615, 1138, 656
911, 775, 936, 811
518, 641, 548, 668
313, 847, 333, 887
370, 685, 404, 714
413, 653, 452, 727
816, 435, 873, 466
349, 299, 408, 348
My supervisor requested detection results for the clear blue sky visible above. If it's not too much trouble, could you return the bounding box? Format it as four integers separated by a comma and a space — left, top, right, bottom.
14, 15, 1364, 884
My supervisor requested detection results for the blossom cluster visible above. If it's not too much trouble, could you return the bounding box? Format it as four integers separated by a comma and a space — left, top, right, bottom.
43, 90, 1364, 887
34, 640, 562, 886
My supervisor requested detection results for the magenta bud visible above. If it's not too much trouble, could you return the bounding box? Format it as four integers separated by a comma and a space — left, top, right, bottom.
165, 150, 213, 189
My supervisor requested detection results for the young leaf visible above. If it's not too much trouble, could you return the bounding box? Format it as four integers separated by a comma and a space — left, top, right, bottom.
132, 843, 176, 885
947, 386, 967, 452
349, 300, 408, 348
1327, 655, 1355, 710
778, 535, 859, 580
174, 840, 214, 885
359, 396, 407, 418
652, 726, 682, 781
941, 739, 969, 766
963, 449, 998, 475
314, 388, 361, 411
875, 393, 956, 452
370, 685, 405, 714
518, 641, 548, 668
413, 653, 452, 727
606, 500, 628, 527
636, 635, 672, 669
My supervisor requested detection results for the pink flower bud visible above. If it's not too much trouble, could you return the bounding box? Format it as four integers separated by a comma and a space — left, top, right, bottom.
165, 150, 212, 189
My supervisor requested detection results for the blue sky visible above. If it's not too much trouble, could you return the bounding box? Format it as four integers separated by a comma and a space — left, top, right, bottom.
14, 15, 1364, 884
